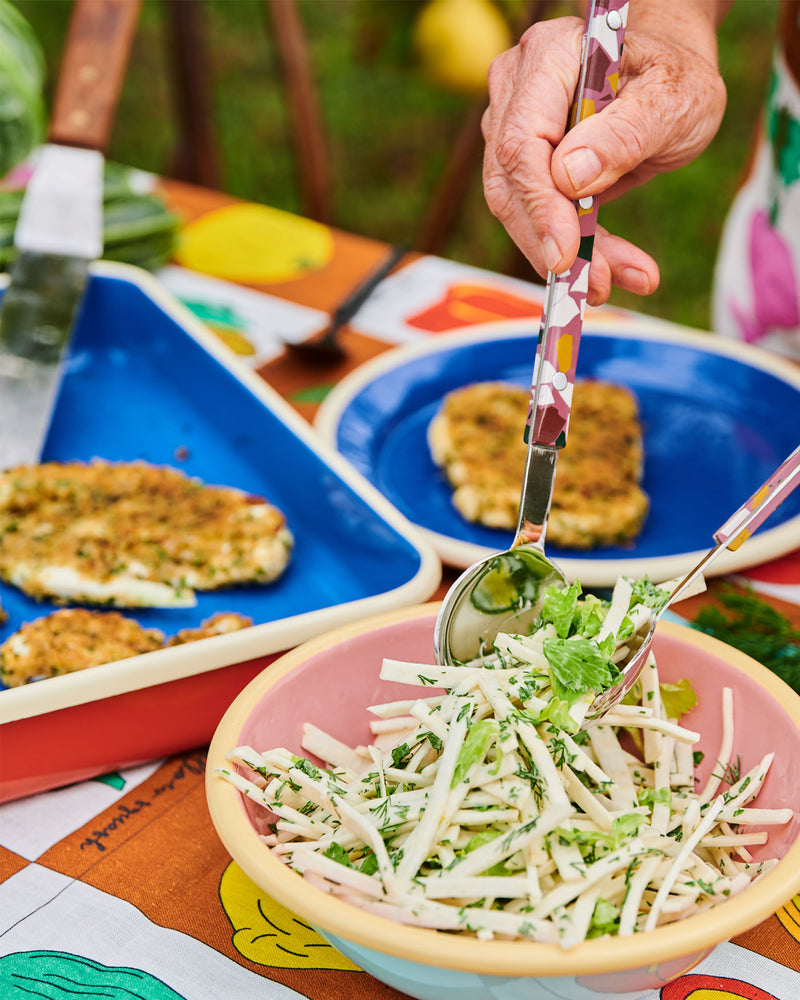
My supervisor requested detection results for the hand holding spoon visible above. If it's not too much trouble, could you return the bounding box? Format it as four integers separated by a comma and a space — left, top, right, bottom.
435, 0, 630, 665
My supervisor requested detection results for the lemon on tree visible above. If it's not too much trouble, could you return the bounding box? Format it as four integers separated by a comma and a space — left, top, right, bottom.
413, 0, 512, 94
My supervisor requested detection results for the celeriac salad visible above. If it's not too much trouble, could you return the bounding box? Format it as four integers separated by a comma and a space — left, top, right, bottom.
218, 576, 792, 947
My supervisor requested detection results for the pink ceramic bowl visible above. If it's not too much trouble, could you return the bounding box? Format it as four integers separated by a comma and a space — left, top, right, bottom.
206, 603, 800, 1000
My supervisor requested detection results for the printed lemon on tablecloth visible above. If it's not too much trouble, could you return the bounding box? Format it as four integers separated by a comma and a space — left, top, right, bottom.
778, 893, 800, 942
219, 861, 359, 971
174, 203, 334, 284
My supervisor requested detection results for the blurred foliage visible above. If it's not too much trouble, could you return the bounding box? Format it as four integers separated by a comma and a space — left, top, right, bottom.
12, 0, 780, 329
0, 0, 46, 176
692, 588, 800, 693
1, 162, 179, 271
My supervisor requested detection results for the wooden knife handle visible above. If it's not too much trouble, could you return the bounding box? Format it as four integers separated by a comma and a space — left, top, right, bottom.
48, 0, 142, 152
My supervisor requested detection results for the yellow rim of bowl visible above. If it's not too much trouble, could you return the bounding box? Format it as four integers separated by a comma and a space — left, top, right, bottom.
206, 602, 800, 977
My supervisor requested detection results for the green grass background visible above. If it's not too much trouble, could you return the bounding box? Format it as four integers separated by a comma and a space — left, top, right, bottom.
14, 0, 780, 329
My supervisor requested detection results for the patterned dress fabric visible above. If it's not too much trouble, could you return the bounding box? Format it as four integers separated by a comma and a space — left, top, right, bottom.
713, 1, 800, 360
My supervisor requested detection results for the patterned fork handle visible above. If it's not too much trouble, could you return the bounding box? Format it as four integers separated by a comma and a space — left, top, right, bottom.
664, 443, 800, 609
526, 0, 629, 447
715, 443, 800, 551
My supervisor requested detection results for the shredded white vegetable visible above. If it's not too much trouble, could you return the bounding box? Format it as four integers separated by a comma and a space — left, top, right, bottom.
218, 576, 792, 947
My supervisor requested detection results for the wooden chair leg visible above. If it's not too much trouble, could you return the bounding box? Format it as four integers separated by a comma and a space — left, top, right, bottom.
163, 0, 222, 189
416, 99, 486, 256
416, 0, 550, 260
264, 0, 332, 224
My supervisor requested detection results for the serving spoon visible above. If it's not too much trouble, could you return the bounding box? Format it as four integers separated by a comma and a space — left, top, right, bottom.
587, 442, 800, 720
434, 0, 630, 665
432, 330, 569, 664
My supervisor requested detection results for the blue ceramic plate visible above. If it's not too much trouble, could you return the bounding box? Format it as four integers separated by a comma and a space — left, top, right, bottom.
315, 321, 800, 587
0, 262, 440, 704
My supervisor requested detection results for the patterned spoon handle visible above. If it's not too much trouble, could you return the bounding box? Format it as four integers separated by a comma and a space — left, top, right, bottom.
714, 443, 800, 550
660, 443, 800, 609
526, 0, 629, 447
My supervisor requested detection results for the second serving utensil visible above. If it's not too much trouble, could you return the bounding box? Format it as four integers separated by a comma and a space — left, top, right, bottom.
588, 443, 800, 720
285, 243, 408, 362
435, 0, 629, 664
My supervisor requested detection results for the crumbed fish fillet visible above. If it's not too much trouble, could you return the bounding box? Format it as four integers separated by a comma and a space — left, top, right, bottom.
428, 380, 649, 549
0, 608, 253, 686
0, 461, 293, 607
0, 608, 164, 686
165, 611, 253, 646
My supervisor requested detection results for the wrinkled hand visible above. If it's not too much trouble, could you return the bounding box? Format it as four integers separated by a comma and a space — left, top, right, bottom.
482, 8, 728, 305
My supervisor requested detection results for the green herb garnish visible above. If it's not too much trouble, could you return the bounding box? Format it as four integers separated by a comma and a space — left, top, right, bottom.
692, 587, 800, 692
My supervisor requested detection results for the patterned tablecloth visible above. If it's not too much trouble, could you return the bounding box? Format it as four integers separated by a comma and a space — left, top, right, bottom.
2, 179, 800, 1000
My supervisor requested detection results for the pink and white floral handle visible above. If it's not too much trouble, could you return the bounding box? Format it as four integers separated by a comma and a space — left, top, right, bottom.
526, 0, 629, 447
658, 443, 800, 611
714, 443, 800, 551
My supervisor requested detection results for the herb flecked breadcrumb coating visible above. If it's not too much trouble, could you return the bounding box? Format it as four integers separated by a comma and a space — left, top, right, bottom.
428, 380, 649, 549
0, 461, 293, 607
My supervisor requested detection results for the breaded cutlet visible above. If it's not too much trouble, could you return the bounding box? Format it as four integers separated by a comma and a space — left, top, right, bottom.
0, 461, 293, 607
0, 608, 254, 686
428, 379, 649, 549
0, 608, 164, 686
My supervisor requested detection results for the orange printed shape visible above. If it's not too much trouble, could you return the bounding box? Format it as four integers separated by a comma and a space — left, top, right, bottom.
219, 861, 359, 971
0, 844, 29, 880
407, 282, 542, 332
175, 203, 334, 284
661, 972, 779, 999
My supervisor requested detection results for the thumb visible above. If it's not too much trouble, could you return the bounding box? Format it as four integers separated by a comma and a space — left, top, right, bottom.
550, 37, 727, 200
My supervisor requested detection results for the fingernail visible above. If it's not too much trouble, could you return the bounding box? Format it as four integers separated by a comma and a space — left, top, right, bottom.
562, 147, 602, 190
542, 234, 562, 272
620, 267, 652, 293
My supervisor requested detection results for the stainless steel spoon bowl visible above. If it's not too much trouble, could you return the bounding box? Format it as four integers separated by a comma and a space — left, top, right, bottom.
433, 424, 567, 663
435, 0, 630, 665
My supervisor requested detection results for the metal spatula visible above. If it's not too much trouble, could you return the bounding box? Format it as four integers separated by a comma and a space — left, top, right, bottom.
0, 0, 141, 470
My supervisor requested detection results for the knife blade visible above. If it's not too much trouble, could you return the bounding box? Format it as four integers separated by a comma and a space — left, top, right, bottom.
0, 0, 141, 470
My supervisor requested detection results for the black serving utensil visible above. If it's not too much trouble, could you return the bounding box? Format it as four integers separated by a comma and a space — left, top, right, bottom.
285, 243, 409, 362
